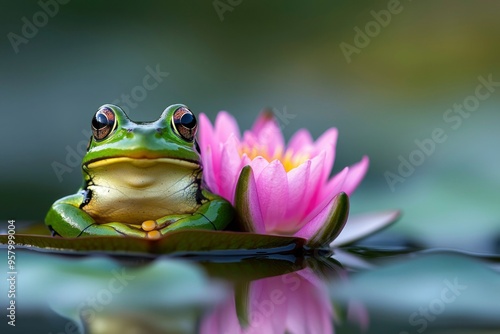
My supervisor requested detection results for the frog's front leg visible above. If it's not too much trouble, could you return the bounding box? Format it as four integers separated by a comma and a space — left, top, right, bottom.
45, 193, 146, 238
141, 190, 234, 239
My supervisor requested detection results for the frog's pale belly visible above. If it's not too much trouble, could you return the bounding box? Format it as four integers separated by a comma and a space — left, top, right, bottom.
83, 158, 201, 224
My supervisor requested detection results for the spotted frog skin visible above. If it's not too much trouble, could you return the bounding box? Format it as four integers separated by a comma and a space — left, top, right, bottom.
45, 104, 233, 239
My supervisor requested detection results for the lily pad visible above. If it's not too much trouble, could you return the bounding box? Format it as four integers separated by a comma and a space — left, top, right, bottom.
0, 230, 306, 256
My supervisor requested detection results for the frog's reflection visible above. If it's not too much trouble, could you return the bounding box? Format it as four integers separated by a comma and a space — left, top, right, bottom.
200, 257, 367, 334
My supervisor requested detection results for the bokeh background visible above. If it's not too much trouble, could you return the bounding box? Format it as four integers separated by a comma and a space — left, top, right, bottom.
1, 0, 499, 252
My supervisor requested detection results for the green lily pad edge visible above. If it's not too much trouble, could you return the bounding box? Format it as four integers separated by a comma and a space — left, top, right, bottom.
0, 230, 312, 257
0, 193, 351, 256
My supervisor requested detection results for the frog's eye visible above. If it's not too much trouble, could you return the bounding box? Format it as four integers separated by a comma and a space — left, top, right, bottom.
92, 107, 116, 141
172, 107, 197, 141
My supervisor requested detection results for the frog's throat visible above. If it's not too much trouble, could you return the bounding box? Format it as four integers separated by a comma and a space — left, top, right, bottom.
85, 157, 200, 170
82, 156, 201, 224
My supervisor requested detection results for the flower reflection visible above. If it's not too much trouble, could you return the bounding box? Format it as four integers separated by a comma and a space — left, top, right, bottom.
201, 268, 332, 334
201, 264, 368, 334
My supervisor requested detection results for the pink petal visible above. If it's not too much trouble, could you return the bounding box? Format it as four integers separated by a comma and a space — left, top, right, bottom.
201, 145, 219, 194
219, 135, 244, 202
284, 160, 311, 225
256, 160, 288, 232
199, 114, 222, 188
200, 294, 242, 334
302, 151, 327, 217
303, 285, 333, 334
306, 150, 326, 191
312, 128, 338, 156
248, 156, 270, 180
312, 128, 338, 184
294, 193, 339, 240
284, 288, 308, 334
214, 111, 241, 142
330, 210, 401, 247
248, 112, 284, 157
198, 113, 216, 150
315, 146, 335, 193
248, 278, 288, 334
251, 110, 275, 134
284, 269, 333, 334
318, 167, 349, 207
287, 129, 313, 153
241, 131, 259, 148
341, 155, 370, 195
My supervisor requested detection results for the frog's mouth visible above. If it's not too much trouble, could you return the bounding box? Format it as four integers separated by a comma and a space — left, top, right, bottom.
84, 157, 201, 191
85, 157, 200, 170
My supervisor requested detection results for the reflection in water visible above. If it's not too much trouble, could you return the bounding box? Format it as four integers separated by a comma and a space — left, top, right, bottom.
202, 268, 332, 334
10, 247, 500, 333
31, 250, 363, 334
201, 259, 366, 334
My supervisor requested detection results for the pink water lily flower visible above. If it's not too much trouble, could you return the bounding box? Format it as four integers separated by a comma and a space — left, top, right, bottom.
199, 110, 398, 246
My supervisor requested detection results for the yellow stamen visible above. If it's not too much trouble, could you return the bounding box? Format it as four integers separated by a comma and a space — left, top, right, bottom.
239, 144, 310, 172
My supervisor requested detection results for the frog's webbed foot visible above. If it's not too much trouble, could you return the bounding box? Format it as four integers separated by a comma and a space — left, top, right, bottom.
140, 213, 212, 239
141, 191, 234, 239
82, 222, 147, 238
141, 215, 186, 239
46, 194, 148, 238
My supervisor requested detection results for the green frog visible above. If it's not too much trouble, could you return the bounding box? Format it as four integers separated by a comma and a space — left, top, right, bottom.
45, 104, 233, 239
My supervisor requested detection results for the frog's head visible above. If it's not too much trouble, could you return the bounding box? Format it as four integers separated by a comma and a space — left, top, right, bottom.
83, 104, 200, 170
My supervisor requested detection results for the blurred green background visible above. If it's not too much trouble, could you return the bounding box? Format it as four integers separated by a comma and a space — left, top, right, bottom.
1, 0, 499, 252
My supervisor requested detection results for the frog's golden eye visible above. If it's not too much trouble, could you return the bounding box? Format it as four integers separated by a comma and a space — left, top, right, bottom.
92, 107, 116, 141
172, 107, 197, 141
